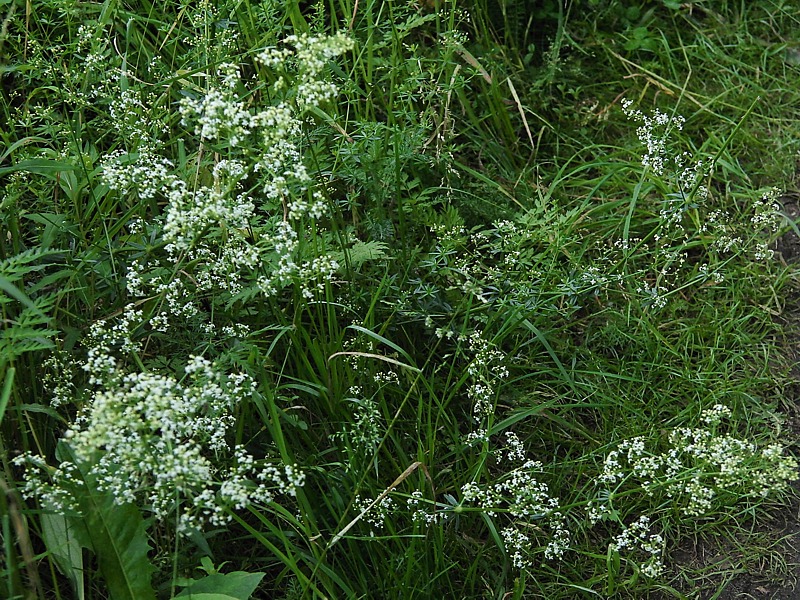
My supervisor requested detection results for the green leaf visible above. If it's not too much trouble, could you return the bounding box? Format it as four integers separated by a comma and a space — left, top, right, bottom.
0, 366, 13, 425
18, 403, 66, 422
0, 159, 77, 178
172, 572, 265, 600
0, 247, 63, 282
606, 544, 620, 596
0, 136, 48, 164
0, 276, 42, 314
333, 240, 389, 271
66, 452, 156, 600
346, 324, 416, 367
41, 511, 85, 599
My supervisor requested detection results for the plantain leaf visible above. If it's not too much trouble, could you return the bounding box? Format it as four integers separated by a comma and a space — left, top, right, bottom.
41, 511, 85, 599
172, 571, 265, 600
65, 450, 156, 600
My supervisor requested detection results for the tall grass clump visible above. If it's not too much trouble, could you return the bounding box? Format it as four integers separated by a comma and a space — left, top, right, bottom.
3, 0, 800, 598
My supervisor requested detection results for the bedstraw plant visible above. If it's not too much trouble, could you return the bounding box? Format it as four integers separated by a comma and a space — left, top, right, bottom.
2, 1, 800, 599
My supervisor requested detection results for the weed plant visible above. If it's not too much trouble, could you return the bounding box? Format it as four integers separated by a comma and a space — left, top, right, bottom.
2, 1, 800, 599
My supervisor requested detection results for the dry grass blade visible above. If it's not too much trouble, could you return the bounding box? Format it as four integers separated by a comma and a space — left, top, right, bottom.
328, 351, 420, 372
325, 462, 430, 547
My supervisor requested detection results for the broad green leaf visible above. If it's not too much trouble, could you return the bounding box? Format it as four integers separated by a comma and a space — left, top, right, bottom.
41, 511, 85, 599
172, 572, 265, 600
66, 451, 156, 600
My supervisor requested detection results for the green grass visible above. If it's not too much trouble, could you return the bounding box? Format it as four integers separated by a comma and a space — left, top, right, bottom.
2, 0, 800, 598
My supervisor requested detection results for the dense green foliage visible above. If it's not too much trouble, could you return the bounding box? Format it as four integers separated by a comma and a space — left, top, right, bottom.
3, 0, 800, 598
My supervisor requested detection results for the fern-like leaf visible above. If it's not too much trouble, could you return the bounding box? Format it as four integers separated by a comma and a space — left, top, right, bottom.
333, 240, 389, 271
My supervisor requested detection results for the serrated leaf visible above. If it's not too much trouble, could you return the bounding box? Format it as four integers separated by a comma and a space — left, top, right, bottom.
0, 247, 63, 281
225, 284, 261, 309
331, 240, 389, 271
0, 336, 55, 361
172, 572, 265, 600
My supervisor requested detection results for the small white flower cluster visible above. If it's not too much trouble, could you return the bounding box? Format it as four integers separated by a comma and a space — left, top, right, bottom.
700, 403, 732, 426
462, 459, 570, 567
354, 494, 394, 534
614, 237, 638, 252
597, 407, 798, 516
618, 100, 722, 312
578, 266, 612, 292
255, 221, 340, 299
153, 278, 202, 328
76, 22, 102, 52
102, 34, 353, 315
439, 29, 470, 49
753, 243, 774, 261
337, 389, 385, 460
296, 255, 340, 299
75, 21, 110, 72
104, 152, 260, 312
751, 188, 782, 232
502, 527, 533, 569
406, 490, 443, 526
698, 188, 782, 262
82, 304, 143, 385
176, 44, 349, 299
177, 0, 238, 60
12, 454, 82, 513
462, 331, 508, 443
42, 353, 76, 408
430, 223, 467, 241
221, 323, 251, 338
127, 216, 145, 235
163, 178, 255, 255
374, 370, 400, 385
751, 187, 782, 260
106, 87, 169, 142
636, 281, 668, 311
621, 99, 685, 176
586, 497, 611, 525
698, 263, 725, 284
611, 515, 665, 578
502, 431, 526, 463
250, 35, 352, 196
258, 33, 354, 109
703, 209, 744, 254
179, 64, 255, 147
14, 355, 303, 532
